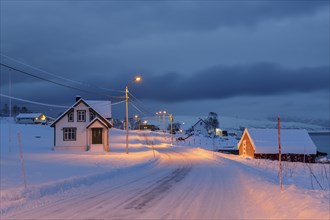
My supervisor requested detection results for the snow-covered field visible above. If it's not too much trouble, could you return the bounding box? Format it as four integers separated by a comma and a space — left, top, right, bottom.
144, 115, 328, 131
1, 117, 329, 219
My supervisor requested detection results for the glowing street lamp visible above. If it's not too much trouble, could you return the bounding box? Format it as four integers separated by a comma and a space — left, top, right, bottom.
125, 76, 141, 154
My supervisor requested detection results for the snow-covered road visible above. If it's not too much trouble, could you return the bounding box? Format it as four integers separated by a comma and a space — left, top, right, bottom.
3, 147, 328, 219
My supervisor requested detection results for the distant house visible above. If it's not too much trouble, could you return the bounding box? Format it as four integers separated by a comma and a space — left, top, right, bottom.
191, 119, 210, 136
237, 128, 317, 163
51, 97, 112, 152
139, 124, 159, 131
15, 113, 54, 124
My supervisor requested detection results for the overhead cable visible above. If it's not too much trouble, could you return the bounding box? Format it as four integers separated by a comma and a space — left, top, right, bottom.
129, 101, 147, 116
0, 54, 125, 93
0, 63, 123, 99
0, 94, 69, 108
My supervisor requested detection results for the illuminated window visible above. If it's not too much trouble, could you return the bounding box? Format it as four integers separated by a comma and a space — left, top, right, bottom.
63, 128, 76, 141
68, 111, 74, 122
77, 110, 86, 122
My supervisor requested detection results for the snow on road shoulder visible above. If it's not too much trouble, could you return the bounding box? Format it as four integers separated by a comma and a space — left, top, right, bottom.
1, 120, 163, 215
1, 150, 160, 215
242, 174, 329, 219
213, 152, 330, 219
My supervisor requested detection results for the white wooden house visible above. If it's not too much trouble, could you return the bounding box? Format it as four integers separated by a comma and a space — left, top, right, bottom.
237, 128, 317, 162
191, 119, 210, 136
51, 97, 112, 151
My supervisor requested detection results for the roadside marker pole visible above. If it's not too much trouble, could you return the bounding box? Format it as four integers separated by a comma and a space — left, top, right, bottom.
152, 141, 155, 158
278, 116, 283, 191
18, 130, 27, 190
169, 114, 173, 147
9, 123, 12, 152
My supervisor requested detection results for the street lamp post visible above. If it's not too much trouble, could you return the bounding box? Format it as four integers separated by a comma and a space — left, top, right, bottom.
169, 114, 173, 146
156, 110, 174, 146
125, 76, 141, 154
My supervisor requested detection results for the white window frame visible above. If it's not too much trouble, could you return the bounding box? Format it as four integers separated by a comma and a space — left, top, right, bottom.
77, 110, 86, 122
63, 127, 76, 141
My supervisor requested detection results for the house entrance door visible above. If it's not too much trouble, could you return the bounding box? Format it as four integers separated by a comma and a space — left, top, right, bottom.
92, 128, 103, 144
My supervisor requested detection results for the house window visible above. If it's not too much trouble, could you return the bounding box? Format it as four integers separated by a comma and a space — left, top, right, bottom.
68, 111, 74, 122
63, 127, 76, 141
90, 112, 95, 121
77, 110, 86, 122
200, 122, 203, 126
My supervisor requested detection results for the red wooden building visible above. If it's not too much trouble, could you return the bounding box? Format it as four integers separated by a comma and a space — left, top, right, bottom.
237, 128, 317, 163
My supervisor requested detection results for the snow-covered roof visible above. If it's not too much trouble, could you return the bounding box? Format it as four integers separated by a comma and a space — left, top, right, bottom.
51, 99, 112, 127
85, 100, 111, 119
16, 113, 43, 119
86, 117, 111, 128
243, 128, 317, 154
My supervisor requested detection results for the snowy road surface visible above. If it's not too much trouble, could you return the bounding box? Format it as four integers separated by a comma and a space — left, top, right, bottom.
3, 147, 328, 219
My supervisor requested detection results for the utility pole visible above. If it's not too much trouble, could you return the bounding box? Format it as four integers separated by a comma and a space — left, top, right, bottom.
125, 85, 129, 154
125, 76, 141, 154
9, 69, 12, 152
9, 69, 12, 117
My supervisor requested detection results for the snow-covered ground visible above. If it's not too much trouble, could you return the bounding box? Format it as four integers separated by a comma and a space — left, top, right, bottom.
144, 115, 328, 132
1, 117, 329, 219
145, 115, 330, 157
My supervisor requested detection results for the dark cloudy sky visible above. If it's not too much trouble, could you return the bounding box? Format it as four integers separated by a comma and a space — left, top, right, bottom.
0, 1, 329, 125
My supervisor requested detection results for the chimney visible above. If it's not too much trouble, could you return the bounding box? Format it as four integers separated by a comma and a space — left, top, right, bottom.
76, 95, 82, 102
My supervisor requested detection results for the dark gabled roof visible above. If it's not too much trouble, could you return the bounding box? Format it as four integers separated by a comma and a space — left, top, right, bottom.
50, 98, 112, 128
50, 107, 74, 127
86, 117, 111, 128
192, 118, 209, 128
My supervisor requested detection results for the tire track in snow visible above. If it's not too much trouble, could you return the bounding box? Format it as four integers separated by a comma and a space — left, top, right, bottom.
98, 148, 193, 219
124, 166, 191, 210
3, 148, 192, 219
3, 158, 167, 219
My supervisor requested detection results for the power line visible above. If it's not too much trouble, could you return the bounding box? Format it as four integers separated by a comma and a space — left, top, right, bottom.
129, 101, 147, 116
128, 92, 154, 116
128, 91, 146, 106
0, 54, 125, 94
111, 100, 126, 106
0, 63, 123, 99
130, 99, 151, 116
0, 94, 69, 108
1, 54, 85, 86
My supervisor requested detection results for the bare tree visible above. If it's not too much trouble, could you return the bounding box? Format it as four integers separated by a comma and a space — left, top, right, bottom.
205, 112, 219, 134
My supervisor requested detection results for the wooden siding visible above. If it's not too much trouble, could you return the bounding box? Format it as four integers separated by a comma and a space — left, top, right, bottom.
238, 133, 255, 158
